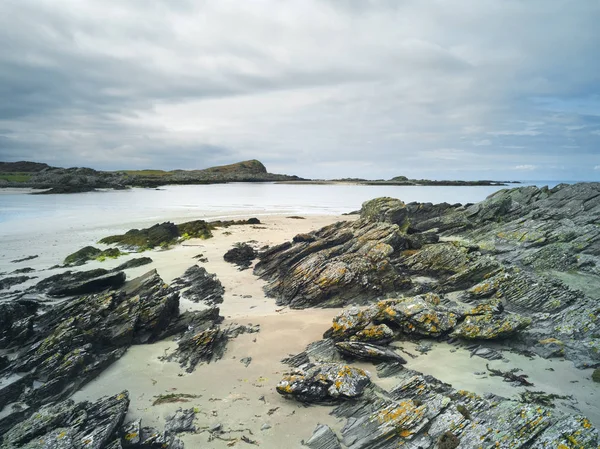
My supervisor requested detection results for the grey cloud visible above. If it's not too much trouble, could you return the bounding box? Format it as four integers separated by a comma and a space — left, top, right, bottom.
0, 0, 598, 180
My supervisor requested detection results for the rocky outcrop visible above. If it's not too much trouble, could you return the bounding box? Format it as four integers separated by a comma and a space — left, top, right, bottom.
34, 270, 126, 297
0, 391, 185, 449
255, 208, 411, 308
111, 257, 153, 272
0, 267, 227, 435
0, 276, 34, 290
170, 265, 224, 305
223, 243, 257, 269
64, 246, 124, 266
276, 363, 371, 403
0, 159, 303, 191
1, 391, 130, 449
330, 369, 598, 449
257, 184, 600, 367
161, 322, 259, 372
99, 218, 261, 251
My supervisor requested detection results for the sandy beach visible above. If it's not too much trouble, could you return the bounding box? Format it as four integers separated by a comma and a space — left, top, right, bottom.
68, 214, 600, 448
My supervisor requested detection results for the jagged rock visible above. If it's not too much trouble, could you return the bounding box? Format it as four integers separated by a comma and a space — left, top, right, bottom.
1, 391, 129, 449
335, 341, 407, 364
121, 419, 142, 445
48, 271, 126, 297
592, 368, 600, 383
224, 243, 257, 269
170, 265, 224, 305
323, 368, 600, 449
255, 218, 410, 308
0, 276, 34, 291
111, 257, 153, 272
32, 269, 126, 297
162, 322, 257, 372
276, 363, 371, 403
164, 408, 196, 434
305, 424, 342, 449
451, 313, 532, 339
0, 270, 191, 430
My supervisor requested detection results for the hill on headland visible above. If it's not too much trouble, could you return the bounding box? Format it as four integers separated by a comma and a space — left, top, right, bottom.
0, 159, 302, 193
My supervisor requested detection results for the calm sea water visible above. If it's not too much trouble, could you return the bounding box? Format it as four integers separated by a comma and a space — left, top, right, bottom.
0, 182, 560, 271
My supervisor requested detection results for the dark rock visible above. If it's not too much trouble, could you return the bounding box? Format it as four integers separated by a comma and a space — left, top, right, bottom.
335, 341, 407, 364
0, 270, 184, 424
10, 255, 38, 263
112, 257, 153, 272
63, 245, 103, 265
34, 185, 98, 194
161, 322, 257, 372
0, 276, 34, 290
170, 265, 224, 305
46, 271, 126, 297
224, 243, 257, 269
11, 267, 35, 274
1, 391, 129, 449
593, 368, 600, 383
276, 363, 371, 403
164, 408, 196, 434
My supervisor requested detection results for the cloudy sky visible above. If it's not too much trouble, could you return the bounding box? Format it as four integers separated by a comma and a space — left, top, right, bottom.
1, 0, 599, 180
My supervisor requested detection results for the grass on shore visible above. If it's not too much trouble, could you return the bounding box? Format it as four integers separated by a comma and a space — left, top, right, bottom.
0, 172, 32, 182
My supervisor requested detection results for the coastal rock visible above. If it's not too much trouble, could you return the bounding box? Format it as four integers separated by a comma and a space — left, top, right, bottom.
63, 245, 102, 265
111, 257, 153, 272
322, 368, 600, 449
46, 271, 126, 297
255, 216, 410, 308
374, 295, 459, 338
335, 341, 407, 364
32, 269, 125, 297
276, 363, 370, 403
360, 197, 408, 228
305, 424, 342, 449
223, 243, 257, 269
0, 276, 34, 291
170, 265, 224, 305
0, 270, 189, 432
99, 218, 264, 251
451, 313, 532, 339
1, 391, 130, 449
162, 322, 258, 372
164, 408, 196, 434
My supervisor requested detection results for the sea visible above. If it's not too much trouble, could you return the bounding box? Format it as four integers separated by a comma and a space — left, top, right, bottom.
0, 181, 566, 274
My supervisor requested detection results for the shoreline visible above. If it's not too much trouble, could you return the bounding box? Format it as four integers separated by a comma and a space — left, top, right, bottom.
66, 214, 600, 448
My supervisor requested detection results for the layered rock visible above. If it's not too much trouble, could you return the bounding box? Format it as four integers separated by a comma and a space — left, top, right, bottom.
276, 363, 371, 403
255, 200, 412, 308
0, 391, 185, 449
257, 184, 600, 367
0, 266, 228, 436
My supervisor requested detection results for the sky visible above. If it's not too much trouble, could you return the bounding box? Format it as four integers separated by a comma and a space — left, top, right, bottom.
0, 0, 599, 181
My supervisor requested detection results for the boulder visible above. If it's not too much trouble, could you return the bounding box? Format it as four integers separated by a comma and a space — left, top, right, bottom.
223, 243, 257, 269
276, 363, 371, 403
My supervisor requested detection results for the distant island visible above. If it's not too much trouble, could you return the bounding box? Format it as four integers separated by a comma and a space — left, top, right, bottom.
0, 159, 518, 193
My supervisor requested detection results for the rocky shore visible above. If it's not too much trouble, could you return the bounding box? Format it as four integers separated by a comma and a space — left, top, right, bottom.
1, 184, 599, 448
0, 160, 516, 193
0, 159, 303, 193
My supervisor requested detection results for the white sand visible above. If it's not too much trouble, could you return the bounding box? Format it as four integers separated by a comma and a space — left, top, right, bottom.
68, 214, 600, 447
